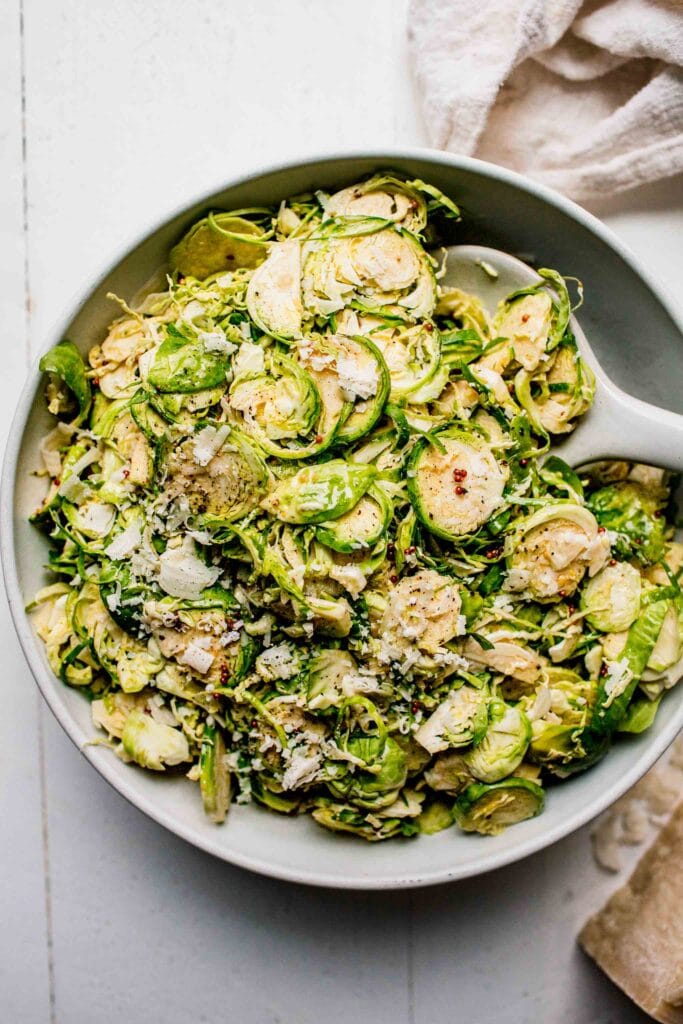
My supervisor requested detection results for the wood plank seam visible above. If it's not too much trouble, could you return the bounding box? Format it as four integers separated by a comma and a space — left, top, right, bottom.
19, 0, 57, 1017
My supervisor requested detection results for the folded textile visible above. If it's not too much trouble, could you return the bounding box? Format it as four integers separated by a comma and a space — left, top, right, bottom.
408, 0, 683, 200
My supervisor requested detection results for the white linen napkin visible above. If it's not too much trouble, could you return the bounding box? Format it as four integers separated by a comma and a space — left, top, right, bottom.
408, 0, 683, 201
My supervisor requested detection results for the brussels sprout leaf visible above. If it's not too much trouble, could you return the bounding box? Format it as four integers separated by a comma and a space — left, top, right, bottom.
148, 324, 230, 393
39, 340, 91, 424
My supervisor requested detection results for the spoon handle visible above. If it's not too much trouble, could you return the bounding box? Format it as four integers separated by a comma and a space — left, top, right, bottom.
550, 386, 683, 473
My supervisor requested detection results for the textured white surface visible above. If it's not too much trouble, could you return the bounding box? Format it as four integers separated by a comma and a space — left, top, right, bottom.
1, 1, 681, 1021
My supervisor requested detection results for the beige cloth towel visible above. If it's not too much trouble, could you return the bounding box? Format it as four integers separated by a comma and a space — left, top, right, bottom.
408, 0, 683, 201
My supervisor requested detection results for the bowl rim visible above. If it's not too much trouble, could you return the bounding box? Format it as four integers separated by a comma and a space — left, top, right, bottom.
3, 146, 683, 890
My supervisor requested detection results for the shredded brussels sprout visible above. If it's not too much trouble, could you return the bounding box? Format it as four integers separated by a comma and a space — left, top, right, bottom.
28, 172, 683, 842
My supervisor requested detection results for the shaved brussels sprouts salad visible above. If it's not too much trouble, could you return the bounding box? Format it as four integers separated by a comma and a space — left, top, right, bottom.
29, 172, 682, 842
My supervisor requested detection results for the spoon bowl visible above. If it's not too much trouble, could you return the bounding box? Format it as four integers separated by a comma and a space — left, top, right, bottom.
443, 245, 683, 472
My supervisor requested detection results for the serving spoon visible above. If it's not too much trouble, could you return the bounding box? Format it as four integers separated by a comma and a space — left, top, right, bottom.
442, 245, 683, 472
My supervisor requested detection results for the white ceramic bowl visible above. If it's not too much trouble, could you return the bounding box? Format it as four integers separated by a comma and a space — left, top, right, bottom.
4, 150, 683, 889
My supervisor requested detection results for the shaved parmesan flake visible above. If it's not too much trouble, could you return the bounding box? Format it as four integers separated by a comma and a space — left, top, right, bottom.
335, 352, 378, 400
40, 422, 76, 477
104, 522, 142, 560
602, 658, 633, 706
192, 424, 231, 467
329, 563, 368, 598
157, 539, 221, 600
199, 330, 237, 354
179, 642, 215, 675
232, 342, 265, 377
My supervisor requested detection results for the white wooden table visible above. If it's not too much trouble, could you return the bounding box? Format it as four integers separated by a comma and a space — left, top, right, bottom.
2, 2, 682, 1021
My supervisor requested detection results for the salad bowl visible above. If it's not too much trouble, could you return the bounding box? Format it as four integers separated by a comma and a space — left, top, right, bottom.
3, 149, 683, 889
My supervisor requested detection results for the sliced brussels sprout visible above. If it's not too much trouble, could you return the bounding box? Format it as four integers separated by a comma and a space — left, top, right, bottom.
542, 603, 583, 663
130, 393, 169, 441
395, 734, 432, 776
302, 225, 436, 320
406, 176, 461, 224
251, 780, 302, 815
591, 598, 671, 734
312, 799, 417, 841
417, 800, 455, 835
490, 269, 571, 373
72, 582, 163, 692
325, 734, 408, 810
407, 427, 508, 540
345, 224, 424, 294
415, 683, 489, 754
424, 751, 473, 794
464, 699, 531, 783
260, 543, 353, 637
246, 240, 303, 340
230, 340, 351, 460
453, 778, 544, 835
505, 503, 609, 602
645, 600, 681, 674
62, 497, 116, 541
255, 642, 303, 685
492, 291, 553, 373
644, 540, 683, 588
516, 343, 595, 436
147, 385, 225, 427
71, 581, 110, 641
40, 340, 91, 424
316, 485, 391, 554
368, 322, 441, 400
92, 395, 134, 442
154, 664, 221, 714
587, 480, 668, 565
380, 569, 464, 656
149, 590, 249, 677
298, 350, 352, 454
96, 362, 137, 400
332, 336, 390, 444
261, 460, 376, 524
91, 690, 152, 739
618, 694, 662, 734
229, 349, 320, 454
163, 428, 267, 522
170, 212, 268, 278
120, 709, 191, 771
326, 174, 428, 233
147, 324, 230, 394
463, 632, 545, 686
524, 669, 596, 769
306, 648, 359, 710
199, 723, 231, 824
30, 585, 89, 684
581, 561, 641, 633
376, 789, 425, 821
320, 697, 408, 810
